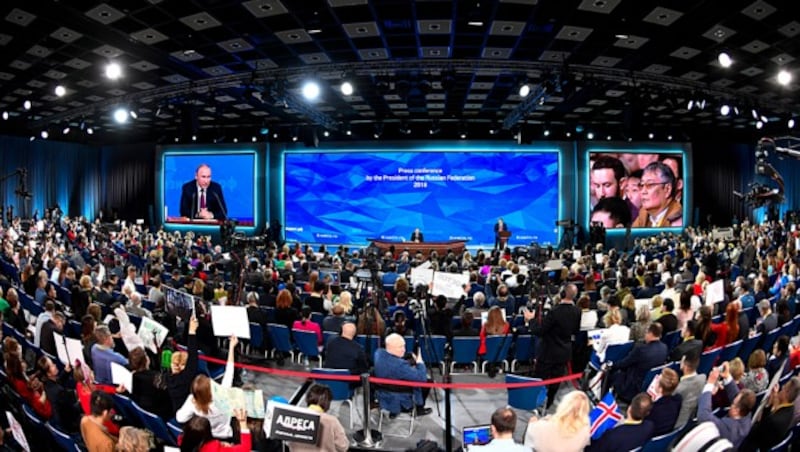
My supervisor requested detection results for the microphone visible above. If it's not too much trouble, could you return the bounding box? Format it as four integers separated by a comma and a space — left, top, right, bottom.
212, 191, 227, 219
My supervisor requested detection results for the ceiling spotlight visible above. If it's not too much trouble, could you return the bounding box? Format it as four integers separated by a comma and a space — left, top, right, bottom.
777, 69, 792, 86
789, 118, 796, 129
29, 136, 35, 141
62, 126, 70, 135
687, 99, 694, 110
587, 132, 594, 140
752, 109, 759, 120
543, 129, 550, 137
273, 132, 279, 139
40, 130, 49, 139
399, 122, 411, 135
23, 100, 31, 110
292, 133, 298, 142
345, 129, 352, 136
760, 115, 769, 123
174, 137, 179, 142
668, 135, 674, 140
113, 108, 129, 124
192, 135, 197, 141
718, 52, 733, 68
720, 104, 730, 116
2, 111, 7, 120
87, 127, 94, 135
518, 84, 531, 98
252, 136, 257, 142
259, 124, 270, 135
566, 132, 571, 137
301, 81, 321, 100
648, 132, 655, 139
54, 85, 66, 97
733, 106, 740, 115
340, 81, 354, 96
698, 99, 706, 110
129, 110, 138, 119
233, 137, 238, 143
607, 135, 612, 141
373, 122, 384, 139
756, 120, 764, 129
105, 62, 122, 80
323, 130, 330, 137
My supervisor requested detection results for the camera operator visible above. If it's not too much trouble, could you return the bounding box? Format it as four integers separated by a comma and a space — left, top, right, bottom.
523, 283, 581, 408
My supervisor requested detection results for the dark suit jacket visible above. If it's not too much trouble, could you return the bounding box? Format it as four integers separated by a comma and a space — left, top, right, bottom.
656, 313, 679, 334
179, 180, 227, 220
410, 231, 424, 242
529, 302, 581, 365
612, 340, 668, 402
669, 337, 703, 362
586, 420, 655, 452
493, 221, 508, 237
741, 404, 795, 451
647, 394, 682, 435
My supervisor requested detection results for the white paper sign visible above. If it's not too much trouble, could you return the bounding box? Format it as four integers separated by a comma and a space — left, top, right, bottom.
6, 411, 30, 452
53, 332, 69, 366
210, 305, 251, 339
111, 362, 133, 392
595, 253, 604, 265
137, 316, 169, 353
635, 298, 652, 313
706, 279, 725, 304
410, 267, 434, 287
61, 335, 91, 378
431, 271, 469, 299
573, 250, 582, 261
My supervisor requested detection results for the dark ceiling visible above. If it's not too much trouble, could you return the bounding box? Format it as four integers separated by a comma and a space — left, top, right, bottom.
0, 0, 798, 144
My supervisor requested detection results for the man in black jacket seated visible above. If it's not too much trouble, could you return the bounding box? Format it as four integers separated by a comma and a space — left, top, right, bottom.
669, 319, 703, 362
609, 322, 668, 403
523, 283, 581, 408
587, 393, 655, 452
324, 323, 368, 376
740, 376, 800, 451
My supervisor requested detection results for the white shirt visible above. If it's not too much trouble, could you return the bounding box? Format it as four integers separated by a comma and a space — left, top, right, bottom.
469, 438, 531, 452
595, 324, 631, 362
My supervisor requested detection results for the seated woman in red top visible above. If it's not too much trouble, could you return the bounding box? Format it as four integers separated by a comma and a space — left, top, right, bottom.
4, 351, 52, 419
478, 306, 510, 355
709, 303, 740, 350
292, 306, 323, 345
179, 408, 251, 452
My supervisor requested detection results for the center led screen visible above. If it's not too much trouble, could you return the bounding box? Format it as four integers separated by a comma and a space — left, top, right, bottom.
284, 150, 559, 247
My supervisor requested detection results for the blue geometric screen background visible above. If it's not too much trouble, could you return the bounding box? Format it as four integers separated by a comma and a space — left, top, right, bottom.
284, 151, 558, 247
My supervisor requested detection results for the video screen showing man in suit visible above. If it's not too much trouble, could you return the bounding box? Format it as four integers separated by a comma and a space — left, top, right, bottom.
179, 164, 227, 220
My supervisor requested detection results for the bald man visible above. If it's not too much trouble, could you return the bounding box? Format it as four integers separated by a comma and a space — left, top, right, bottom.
374, 333, 432, 417
323, 323, 368, 375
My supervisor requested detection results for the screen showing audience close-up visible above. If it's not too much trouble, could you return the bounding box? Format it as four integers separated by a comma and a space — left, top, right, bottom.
588, 151, 685, 230
284, 150, 559, 247
160, 151, 256, 226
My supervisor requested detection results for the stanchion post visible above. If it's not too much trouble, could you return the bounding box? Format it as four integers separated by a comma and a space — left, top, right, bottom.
353, 372, 382, 447
444, 373, 453, 451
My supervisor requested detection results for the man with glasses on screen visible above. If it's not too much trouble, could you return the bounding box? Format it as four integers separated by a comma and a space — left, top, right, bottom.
632, 161, 682, 228
179, 163, 228, 220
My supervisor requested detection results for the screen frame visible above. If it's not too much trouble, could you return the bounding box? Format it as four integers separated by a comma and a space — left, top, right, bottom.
281, 143, 563, 248
156, 145, 262, 233
585, 147, 688, 233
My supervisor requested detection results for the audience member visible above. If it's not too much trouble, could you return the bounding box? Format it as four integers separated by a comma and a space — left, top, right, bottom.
697, 362, 756, 449
80, 390, 118, 451
285, 385, 348, 452
524, 391, 590, 452
645, 367, 682, 435
470, 407, 529, 451
586, 393, 654, 452
674, 349, 707, 429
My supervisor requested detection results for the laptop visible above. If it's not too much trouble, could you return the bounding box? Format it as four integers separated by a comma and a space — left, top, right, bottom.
462, 424, 492, 450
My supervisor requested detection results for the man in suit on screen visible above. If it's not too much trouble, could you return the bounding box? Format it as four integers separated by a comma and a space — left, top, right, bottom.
179, 163, 228, 220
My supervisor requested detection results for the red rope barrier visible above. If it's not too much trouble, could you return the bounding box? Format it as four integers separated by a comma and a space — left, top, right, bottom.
199, 355, 582, 389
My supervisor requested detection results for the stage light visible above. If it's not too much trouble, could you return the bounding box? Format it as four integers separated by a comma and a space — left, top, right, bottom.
54, 85, 66, 97
778, 69, 792, 86
543, 129, 550, 137
760, 115, 769, 123
174, 137, 179, 142
323, 130, 330, 137
340, 81, 354, 96
252, 136, 257, 142
40, 130, 48, 139
233, 137, 238, 143
105, 62, 122, 80
566, 132, 571, 137
23, 100, 31, 110
129, 110, 138, 119
87, 127, 94, 135
345, 128, 352, 136
575, 125, 584, 133
29, 136, 35, 141
756, 120, 764, 129
789, 118, 796, 129
259, 123, 269, 135
720, 105, 730, 116
607, 135, 612, 141
301, 81, 320, 100
648, 132, 655, 139
192, 135, 197, 141
687, 99, 694, 110
733, 106, 740, 115
2, 111, 7, 120
587, 132, 594, 140
698, 99, 706, 110
668, 135, 674, 140
718, 52, 732, 68
113, 108, 129, 124
752, 109, 759, 120
518, 84, 531, 98
62, 126, 70, 135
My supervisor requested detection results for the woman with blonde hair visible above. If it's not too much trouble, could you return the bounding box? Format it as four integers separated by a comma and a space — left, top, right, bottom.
335, 290, 354, 315
116, 427, 153, 452
524, 390, 591, 451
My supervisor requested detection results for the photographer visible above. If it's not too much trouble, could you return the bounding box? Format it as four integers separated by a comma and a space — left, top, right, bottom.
523, 283, 581, 408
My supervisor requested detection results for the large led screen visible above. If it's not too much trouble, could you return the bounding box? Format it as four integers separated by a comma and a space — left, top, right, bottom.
162, 151, 256, 226
588, 151, 685, 229
284, 150, 559, 247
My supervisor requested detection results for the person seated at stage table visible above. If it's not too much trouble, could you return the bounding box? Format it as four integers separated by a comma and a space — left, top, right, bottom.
410, 228, 424, 243
373, 333, 432, 417
631, 161, 682, 228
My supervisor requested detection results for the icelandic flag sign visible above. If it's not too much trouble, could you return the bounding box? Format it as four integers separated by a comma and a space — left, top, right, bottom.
589, 392, 623, 440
